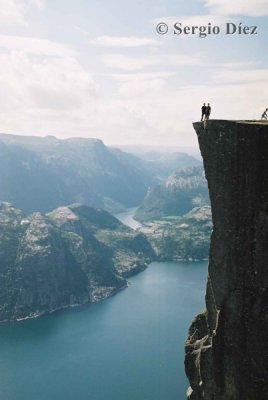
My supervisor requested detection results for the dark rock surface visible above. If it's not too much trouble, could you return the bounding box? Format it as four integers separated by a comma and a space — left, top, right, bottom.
0, 202, 154, 322
185, 120, 268, 399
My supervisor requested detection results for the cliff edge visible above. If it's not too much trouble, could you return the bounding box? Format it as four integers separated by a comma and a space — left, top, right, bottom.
185, 120, 268, 399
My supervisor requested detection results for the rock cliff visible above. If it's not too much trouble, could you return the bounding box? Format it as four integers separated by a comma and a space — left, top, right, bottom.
185, 120, 268, 399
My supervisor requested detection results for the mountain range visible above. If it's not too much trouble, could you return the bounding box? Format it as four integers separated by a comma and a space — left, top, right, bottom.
0, 133, 200, 214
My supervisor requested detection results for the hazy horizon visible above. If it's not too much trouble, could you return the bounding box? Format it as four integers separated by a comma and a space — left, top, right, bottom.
0, 130, 202, 158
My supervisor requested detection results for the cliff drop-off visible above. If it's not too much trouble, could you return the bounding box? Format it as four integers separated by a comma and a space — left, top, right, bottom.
185, 120, 268, 400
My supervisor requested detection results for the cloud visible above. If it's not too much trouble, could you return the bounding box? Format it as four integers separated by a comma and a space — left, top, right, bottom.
91, 35, 160, 47
1, 43, 265, 149
213, 68, 268, 83
0, 3, 265, 147
28, 0, 45, 8
0, 56, 266, 147
0, 51, 98, 115
0, 35, 75, 57
103, 72, 176, 81
208, 61, 259, 69
100, 54, 148, 71
101, 53, 204, 71
154, 14, 230, 28
0, 0, 25, 25
203, 0, 268, 16
0, 0, 45, 25
181, 81, 267, 122
1, 43, 265, 147
118, 78, 166, 97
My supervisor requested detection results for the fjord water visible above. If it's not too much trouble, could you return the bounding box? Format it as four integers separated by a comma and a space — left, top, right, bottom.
114, 207, 143, 229
0, 209, 207, 400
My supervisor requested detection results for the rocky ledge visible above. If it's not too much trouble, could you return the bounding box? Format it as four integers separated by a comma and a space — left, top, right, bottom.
185, 120, 268, 399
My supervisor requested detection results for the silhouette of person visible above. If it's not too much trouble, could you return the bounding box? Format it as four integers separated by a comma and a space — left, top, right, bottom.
206, 103, 211, 120
261, 108, 268, 120
201, 103, 207, 121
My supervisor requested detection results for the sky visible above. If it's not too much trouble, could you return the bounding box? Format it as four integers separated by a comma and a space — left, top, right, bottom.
0, 0, 267, 147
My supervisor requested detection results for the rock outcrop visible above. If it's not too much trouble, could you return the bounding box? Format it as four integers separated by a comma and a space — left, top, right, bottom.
139, 206, 212, 261
0, 202, 154, 322
135, 166, 209, 222
185, 120, 268, 399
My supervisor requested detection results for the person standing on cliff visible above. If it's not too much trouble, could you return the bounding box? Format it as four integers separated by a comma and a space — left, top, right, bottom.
206, 103, 211, 120
201, 103, 207, 121
261, 108, 268, 120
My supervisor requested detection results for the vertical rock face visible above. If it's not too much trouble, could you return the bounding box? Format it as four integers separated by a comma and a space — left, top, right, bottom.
185, 120, 268, 400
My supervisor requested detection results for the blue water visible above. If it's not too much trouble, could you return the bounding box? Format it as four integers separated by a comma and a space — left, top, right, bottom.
114, 207, 143, 230
0, 261, 207, 400
0, 209, 208, 400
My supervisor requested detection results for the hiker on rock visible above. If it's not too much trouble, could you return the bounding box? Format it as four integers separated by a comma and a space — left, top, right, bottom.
261, 108, 268, 120
201, 103, 207, 121
206, 103, 211, 120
